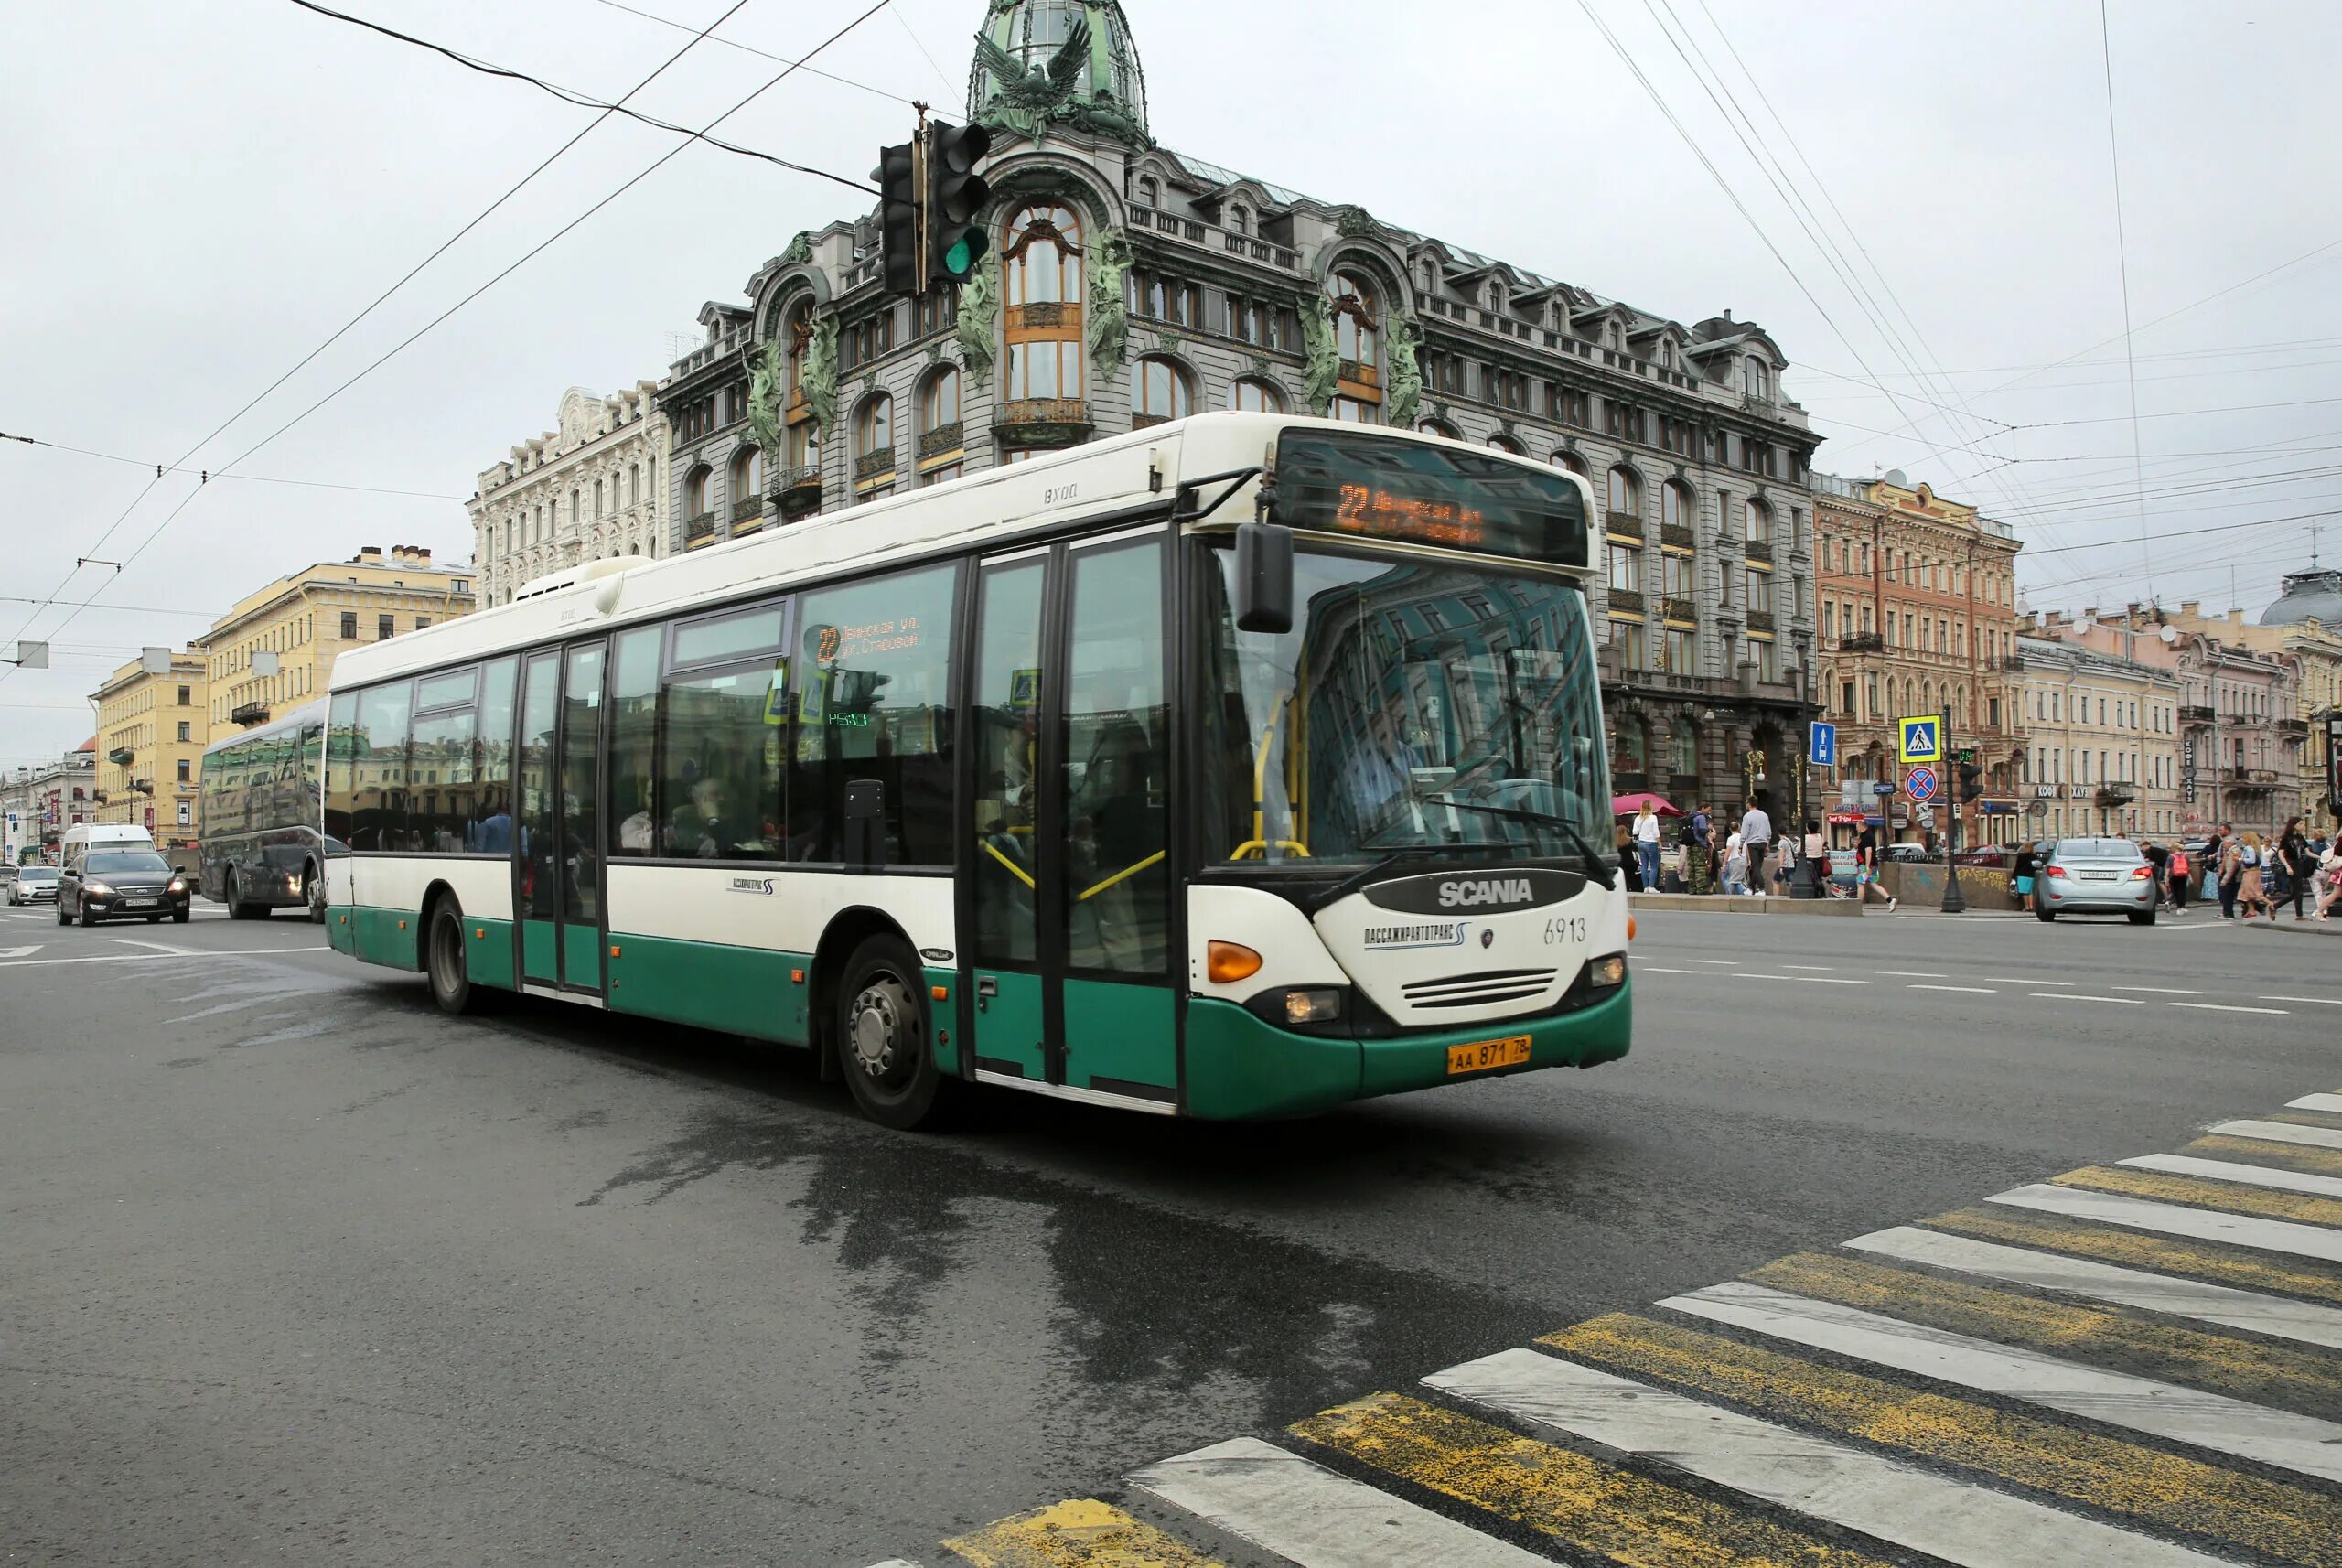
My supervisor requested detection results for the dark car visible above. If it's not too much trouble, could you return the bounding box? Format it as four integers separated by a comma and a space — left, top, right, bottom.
59, 850, 191, 926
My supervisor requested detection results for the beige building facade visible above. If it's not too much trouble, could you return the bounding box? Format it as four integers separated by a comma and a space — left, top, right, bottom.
470, 383, 670, 609
92, 650, 209, 850
2016, 625, 2184, 842
207, 546, 477, 732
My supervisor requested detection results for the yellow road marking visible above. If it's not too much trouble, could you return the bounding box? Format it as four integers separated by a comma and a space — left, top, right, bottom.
1746, 1251, 2342, 1410
1291, 1390, 1894, 1568
1544, 1312, 2342, 1567
2269, 1108, 2342, 1131
1926, 1206, 2342, 1304
944, 1498, 1225, 1568
2186, 1133, 2342, 1177
2052, 1164, 2342, 1229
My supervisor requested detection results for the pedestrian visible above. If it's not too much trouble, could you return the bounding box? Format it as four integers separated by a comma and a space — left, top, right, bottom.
1685, 801, 1714, 896
1616, 817, 1640, 892
2238, 831, 2277, 920
1634, 800, 1663, 894
1723, 826, 1747, 896
2315, 839, 2342, 920
2221, 830, 2247, 918
2143, 839, 2173, 911
2167, 842, 2191, 914
1800, 820, 1827, 897
2279, 816, 2312, 921
2012, 841, 2037, 913
1740, 793, 1774, 897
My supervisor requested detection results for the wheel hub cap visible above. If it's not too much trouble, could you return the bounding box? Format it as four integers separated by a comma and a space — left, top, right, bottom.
851, 982, 909, 1079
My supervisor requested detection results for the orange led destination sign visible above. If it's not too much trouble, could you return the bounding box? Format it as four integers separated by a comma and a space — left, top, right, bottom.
1329, 482, 1489, 549
1274, 428, 1589, 570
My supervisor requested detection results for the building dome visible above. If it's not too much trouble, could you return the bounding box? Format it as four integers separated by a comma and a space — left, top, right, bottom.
2259, 567, 2342, 628
968, 0, 1148, 148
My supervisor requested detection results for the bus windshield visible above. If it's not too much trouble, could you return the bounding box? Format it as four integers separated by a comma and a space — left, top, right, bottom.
1199, 542, 1611, 871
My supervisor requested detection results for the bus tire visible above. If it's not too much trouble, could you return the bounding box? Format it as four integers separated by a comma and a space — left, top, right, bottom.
426, 897, 479, 1016
226, 867, 254, 920
836, 934, 955, 1131
306, 862, 328, 923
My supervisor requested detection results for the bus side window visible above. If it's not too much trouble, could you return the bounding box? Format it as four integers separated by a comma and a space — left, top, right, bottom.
352, 682, 414, 852
325, 692, 360, 846
790, 564, 958, 865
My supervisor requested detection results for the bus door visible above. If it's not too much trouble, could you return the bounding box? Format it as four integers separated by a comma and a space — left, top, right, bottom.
961, 530, 1177, 1107
515, 639, 607, 997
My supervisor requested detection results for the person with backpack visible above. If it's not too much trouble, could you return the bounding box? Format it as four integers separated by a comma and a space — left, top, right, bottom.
2215, 827, 2242, 918
1685, 802, 1714, 895
2166, 842, 2191, 914
2238, 831, 2277, 920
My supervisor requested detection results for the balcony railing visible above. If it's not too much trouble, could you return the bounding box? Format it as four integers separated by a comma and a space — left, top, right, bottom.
683, 511, 717, 546
1606, 587, 1646, 615
2180, 704, 2215, 724
1745, 538, 1776, 565
230, 701, 271, 726
854, 446, 897, 481
1604, 511, 1643, 541
1660, 522, 1695, 550
1746, 609, 1778, 634
919, 422, 965, 458
2001, 654, 2026, 671
1663, 597, 1697, 624
1132, 413, 1172, 431
107, 747, 135, 767
2276, 717, 2309, 736
2094, 785, 2138, 807
995, 399, 1092, 450
731, 496, 762, 523
1838, 632, 1885, 654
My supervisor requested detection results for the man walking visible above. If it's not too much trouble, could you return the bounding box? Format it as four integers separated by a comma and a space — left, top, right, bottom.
1740, 793, 1774, 897
1685, 802, 1714, 895
2143, 839, 2174, 912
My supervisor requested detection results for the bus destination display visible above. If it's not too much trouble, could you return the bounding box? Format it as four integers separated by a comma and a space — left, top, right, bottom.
1273, 428, 1589, 569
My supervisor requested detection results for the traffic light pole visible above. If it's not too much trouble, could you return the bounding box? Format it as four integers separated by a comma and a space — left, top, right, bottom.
1939, 713, 1967, 913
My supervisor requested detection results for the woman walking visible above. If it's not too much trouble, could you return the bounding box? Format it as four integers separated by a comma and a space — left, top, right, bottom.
2167, 842, 2191, 914
2012, 842, 2037, 913
1634, 801, 1663, 894
2237, 831, 2277, 920
2316, 839, 2342, 920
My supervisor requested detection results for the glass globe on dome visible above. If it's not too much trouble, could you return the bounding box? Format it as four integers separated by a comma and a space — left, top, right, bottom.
967, 0, 1149, 147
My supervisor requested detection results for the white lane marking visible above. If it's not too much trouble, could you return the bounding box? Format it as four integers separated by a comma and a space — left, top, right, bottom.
1874, 970, 1949, 978
2288, 1093, 2342, 1114
1638, 966, 1704, 974
0, 946, 40, 961
2113, 986, 2207, 995
1990, 976, 2070, 984
0, 946, 320, 970
2122, 1152, 2342, 1200
1133, 1436, 1550, 1568
1664, 1281, 2342, 1486
2168, 1001, 2290, 1015
2264, 996, 2342, 1006
1987, 1183, 2342, 1262
1431, 1348, 2232, 1568
1681, 959, 1740, 966
1737, 973, 1871, 984
1909, 984, 1997, 994
860, 1561, 925, 1567
1781, 963, 1839, 972
1850, 1226, 2342, 1353
2209, 1118, 2342, 1152
2030, 993, 2145, 1004
109, 938, 200, 956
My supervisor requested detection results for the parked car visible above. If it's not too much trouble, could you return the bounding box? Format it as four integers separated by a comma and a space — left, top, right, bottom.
2036, 836, 2157, 925
57, 850, 191, 926
9, 866, 60, 906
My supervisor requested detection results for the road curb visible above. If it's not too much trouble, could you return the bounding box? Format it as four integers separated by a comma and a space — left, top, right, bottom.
2237, 918, 2342, 940
1629, 894, 1864, 917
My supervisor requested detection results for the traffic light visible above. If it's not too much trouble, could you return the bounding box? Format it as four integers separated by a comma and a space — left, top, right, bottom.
927, 120, 993, 285
1955, 758, 1983, 800
877, 139, 921, 298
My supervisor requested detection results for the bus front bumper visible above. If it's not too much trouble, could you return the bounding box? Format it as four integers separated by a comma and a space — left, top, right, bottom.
1180, 981, 1632, 1120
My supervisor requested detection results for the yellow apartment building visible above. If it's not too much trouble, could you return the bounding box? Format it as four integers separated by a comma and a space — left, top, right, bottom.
206, 545, 477, 732
91, 649, 209, 850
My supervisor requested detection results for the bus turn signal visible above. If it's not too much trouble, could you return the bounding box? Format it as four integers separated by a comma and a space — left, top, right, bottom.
1207, 940, 1262, 984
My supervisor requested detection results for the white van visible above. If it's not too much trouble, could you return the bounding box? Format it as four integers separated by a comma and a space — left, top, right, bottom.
59, 823, 156, 875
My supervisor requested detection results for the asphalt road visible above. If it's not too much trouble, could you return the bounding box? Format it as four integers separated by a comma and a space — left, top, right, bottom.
1, 899, 2335, 1565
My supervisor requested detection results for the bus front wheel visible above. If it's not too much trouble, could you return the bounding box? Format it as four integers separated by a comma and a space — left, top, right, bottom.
427, 898, 481, 1016
836, 935, 955, 1131
305, 863, 327, 924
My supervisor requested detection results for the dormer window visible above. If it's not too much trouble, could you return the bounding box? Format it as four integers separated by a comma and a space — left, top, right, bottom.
1136, 175, 1159, 208
1744, 357, 1770, 399
1229, 203, 1249, 235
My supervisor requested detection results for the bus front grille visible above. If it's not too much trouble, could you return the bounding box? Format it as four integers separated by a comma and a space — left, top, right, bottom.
1400, 968, 1557, 1010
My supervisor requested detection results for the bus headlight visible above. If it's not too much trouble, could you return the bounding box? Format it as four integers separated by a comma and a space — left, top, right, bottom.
1283, 988, 1343, 1026
1587, 953, 1628, 990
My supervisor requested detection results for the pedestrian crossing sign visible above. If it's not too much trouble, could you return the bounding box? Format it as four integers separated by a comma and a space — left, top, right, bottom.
1898, 714, 1943, 764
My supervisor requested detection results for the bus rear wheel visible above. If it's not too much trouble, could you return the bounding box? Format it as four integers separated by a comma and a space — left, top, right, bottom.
227, 868, 267, 920
835, 935, 955, 1131
426, 897, 481, 1015
305, 862, 327, 924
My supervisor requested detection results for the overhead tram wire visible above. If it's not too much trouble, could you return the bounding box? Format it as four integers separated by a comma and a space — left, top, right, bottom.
586, 0, 919, 104
886, 0, 963, 99
2098, 0, 2154, 598
0, 0, 757, 682
0, 431, 467, 500
19, 0, 894, 666
286, 0, 876, 193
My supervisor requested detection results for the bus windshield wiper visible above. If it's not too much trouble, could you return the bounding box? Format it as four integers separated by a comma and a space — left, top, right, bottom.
1296, 843, 1486, 914
1427, 798, 1617, 887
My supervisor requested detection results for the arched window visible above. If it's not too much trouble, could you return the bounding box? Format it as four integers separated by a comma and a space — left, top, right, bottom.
1488, 279, 1507, 316
1133, 357, 1194, 425
1419, 260, 1437, 296
1003, 203, 1085, 403
628, 464, 639, 507
1136, 176, 1159, 208
1552, 450, 1586, 477
1606, 465, 1640, 519
1420, 419, 1460, 440
1744, 357, 1769, 399
595, 478, 605, 516
683, 465, 712, 520
1661, 479, 1692, 531
1230, 377, 1284, 413
1331, 270, 1379, 371
1613, 718, 1649, 777
854, 393, 895, 500
1671, 717, 1700, 777
1228, 203, 1249, 235
1745, 497, 1772, 542
919, 366, 963, 488
730, 446, 762, 514
1488, 434, 1525, 455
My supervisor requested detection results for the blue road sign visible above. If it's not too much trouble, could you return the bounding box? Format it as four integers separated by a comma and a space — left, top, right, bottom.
1898, 714, 1943, 764
1808, 722, 1837, 768
1872, 781, 1897, 798
1906, 765, 1939, 803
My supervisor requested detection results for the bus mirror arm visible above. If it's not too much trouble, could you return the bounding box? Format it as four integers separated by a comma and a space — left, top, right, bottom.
1235, 486, 1294, 636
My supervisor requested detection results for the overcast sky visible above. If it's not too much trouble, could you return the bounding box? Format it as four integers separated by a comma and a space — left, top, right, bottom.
6, 0, 2340, 766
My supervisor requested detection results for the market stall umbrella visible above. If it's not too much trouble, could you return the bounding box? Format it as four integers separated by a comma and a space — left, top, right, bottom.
1612, 792, 1685, 818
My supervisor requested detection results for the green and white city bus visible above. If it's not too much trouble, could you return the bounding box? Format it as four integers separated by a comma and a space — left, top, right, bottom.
323, 412, 1629, 1127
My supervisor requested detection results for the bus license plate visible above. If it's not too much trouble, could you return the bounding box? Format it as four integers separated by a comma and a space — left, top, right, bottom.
1446, 1035, 1531, 1076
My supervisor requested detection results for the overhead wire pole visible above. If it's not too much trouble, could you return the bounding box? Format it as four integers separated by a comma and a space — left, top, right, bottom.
10, 0, 888, 676
0, 0, 757, 682
2098, 0, 2155, 603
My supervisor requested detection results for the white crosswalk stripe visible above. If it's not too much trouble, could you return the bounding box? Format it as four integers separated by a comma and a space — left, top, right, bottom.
1133, 1437, 1551, 1568
1987, 1180, 2342, 1262
1845, 1224, 2342, 1352
1663, 1280, 2342, 1485
2287, 1092, 2342, 1114
2208, 1117, 2342, 1151
2121, 1151, 2342, 1199
1431, 1348, 2237, 1568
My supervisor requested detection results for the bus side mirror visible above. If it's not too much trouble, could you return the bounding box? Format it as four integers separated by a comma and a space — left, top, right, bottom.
1234, 520, 1294, 635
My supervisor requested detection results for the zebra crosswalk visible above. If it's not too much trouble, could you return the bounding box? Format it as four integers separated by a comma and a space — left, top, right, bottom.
860, 1087, 2342, 1567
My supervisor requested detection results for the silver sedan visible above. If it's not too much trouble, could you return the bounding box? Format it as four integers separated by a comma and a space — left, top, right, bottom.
2036, 837, 2158, 925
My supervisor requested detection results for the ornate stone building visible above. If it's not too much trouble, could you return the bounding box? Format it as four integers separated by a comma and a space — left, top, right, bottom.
469, 383, 670, 607
1812, 470, 2025, 843
659, 0, 1822, 809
